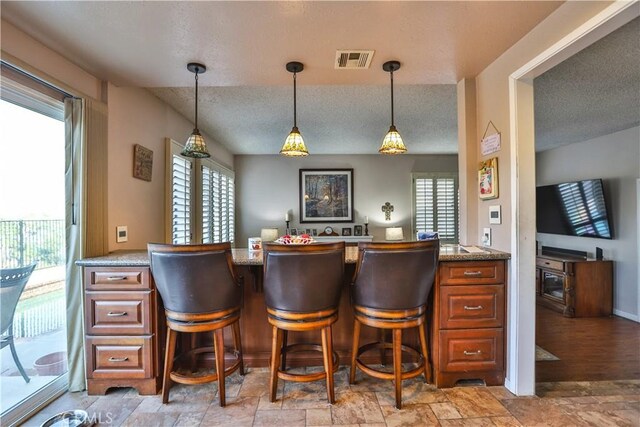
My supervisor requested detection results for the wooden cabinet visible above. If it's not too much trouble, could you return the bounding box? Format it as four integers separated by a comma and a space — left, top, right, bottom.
536, 255, 613, 317
432, 260, 507, 388
83, 266, 161, 395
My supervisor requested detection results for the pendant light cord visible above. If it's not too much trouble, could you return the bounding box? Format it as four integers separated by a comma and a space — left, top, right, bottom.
390, 69, 395, 127
194, 71, 199, 130
293, 72, 297, 128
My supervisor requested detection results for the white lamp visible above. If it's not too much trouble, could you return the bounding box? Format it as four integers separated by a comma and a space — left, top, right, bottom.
385, 227, 404, 241
261, 228, 279, 242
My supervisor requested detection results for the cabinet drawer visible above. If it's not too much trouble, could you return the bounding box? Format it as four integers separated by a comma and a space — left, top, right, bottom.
439, 329, 503, 373
440, 261, 505, 285
536, 258, 564, 272
85, 267, 150, 291
86, 336, 153, 379
85, 291, 152, 335
440, 285, 504, 329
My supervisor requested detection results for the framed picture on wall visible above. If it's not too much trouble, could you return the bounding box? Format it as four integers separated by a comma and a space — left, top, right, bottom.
479, 157, 499, 200
299, 169, 354, 223
133, 144, 153, 181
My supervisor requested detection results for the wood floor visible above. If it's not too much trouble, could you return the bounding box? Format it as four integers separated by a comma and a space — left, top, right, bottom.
536, 305, 640, 383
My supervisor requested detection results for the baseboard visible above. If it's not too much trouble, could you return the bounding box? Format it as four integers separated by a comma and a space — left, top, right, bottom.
613, 309, 639, 323
504, 377, 515, 394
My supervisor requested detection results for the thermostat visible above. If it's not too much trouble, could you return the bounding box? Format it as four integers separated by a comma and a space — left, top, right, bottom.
489, 205, 501, 224
116, 226, 128, 243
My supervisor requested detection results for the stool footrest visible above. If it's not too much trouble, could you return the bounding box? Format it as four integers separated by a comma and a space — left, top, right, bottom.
355, 341, 425, 381
276, 343, 339, 382
169, 346, 243, 385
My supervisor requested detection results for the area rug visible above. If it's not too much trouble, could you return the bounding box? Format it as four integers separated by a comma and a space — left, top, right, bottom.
536, 345, 560, 361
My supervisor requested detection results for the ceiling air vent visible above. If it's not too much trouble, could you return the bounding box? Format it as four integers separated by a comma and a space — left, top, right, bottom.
335, 50, 375, 69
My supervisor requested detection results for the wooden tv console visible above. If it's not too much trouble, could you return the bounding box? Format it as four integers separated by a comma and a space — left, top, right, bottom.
536, 253, 613, 317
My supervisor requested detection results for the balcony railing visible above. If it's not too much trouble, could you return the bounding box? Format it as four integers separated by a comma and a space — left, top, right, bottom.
0, 219, 65, 269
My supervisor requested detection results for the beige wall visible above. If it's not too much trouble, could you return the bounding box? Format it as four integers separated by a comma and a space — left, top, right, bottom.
1, 19, 101, 100
106, 83, 233, 250
1, 19, 234, 252
473, 1, 613, 252
536, 126, 640, 319
235, 154, 458, 245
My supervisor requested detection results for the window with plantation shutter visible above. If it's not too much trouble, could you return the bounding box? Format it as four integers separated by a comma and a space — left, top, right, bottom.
200, 158, 235, 244
167, 140, 194, 244
412, 173, 459, 243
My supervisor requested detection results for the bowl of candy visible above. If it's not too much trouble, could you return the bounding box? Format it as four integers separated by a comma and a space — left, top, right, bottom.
275, 234, 315, 245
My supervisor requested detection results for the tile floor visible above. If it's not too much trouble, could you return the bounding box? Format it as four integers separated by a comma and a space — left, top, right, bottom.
23, 366, 640, 426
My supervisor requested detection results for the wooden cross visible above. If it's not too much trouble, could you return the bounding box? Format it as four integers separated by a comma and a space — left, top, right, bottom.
381, 202, 394, 221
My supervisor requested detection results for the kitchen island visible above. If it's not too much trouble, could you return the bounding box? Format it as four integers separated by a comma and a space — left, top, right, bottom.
78, 245, 509, 394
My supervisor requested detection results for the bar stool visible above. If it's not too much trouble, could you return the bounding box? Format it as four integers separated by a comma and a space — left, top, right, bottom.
349, 240, 439, 409
263, 242, 345, 404
148, 243, 244, 406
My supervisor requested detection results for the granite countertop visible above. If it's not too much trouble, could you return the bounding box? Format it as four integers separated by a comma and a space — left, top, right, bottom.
76, 245, 509, 267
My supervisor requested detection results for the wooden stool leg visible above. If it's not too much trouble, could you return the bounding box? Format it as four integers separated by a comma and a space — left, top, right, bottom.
321, 326, 335, 404
233, 321, 245, 376
190, 333, 198, 373
418, 322, 432, 383
162, 328, 178, 404
269, 326, 283, 402
379, 329, 387, 366
393, 328, 403, 410
213, 328, 226, 407
349, 319, 361, 384
281, 330, 288, 371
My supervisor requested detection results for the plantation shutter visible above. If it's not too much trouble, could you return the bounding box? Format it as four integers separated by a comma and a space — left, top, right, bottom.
413, 173, 459, 243
166, 139, 194, 244
171, 155, 192, 244
200, 158, 235, 244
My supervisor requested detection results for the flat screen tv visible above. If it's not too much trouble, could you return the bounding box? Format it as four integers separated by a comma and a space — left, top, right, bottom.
536, 179, 612, 239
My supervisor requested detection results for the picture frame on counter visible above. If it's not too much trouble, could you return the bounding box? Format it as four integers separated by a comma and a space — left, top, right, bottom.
299, 169, 354, 223
342, 227, 352, 236
354, 225, 363, 236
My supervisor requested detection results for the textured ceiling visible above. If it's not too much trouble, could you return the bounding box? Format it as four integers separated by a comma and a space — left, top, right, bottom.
534, 17, 640, 152
0, 1, 565, 155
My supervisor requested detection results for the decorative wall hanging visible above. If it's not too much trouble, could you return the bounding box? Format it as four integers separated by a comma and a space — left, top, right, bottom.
133, 144, 153, 181
479, 157, 499, 200
480, 120, 501, 156
381, 202, 394, 221
300, 169, 353, 223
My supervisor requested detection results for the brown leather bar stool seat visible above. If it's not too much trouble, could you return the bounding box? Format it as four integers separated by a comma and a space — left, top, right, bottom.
148, 243, 244, 407
263, 242, 345, 404
349, 240, 439, 409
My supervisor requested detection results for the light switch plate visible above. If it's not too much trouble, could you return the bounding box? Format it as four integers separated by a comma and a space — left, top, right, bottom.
482, 227, 491, 247
116, 226, 128, 243
489, 205, 501, 224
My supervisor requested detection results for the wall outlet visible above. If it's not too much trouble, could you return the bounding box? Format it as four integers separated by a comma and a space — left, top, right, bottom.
482, 227, 491, 247
116, 225, 128, 243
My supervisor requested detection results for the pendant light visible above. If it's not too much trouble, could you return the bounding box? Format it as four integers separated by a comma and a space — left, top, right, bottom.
280, 61, 309, 157
379, 60, 407, 155
181, 62, 210, 158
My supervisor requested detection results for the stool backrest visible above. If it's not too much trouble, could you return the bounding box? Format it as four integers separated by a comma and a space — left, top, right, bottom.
148, 243, 241, 314
263, 242, 345, 313
1, 263, 36, 334
352, 240, 439, 310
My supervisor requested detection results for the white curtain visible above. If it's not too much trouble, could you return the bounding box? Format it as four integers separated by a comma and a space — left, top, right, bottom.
64, 97, 108, 392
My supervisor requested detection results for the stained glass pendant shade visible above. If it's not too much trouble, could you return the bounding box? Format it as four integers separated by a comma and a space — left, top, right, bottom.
379, 61, 407, 155
182, 62, 210, 158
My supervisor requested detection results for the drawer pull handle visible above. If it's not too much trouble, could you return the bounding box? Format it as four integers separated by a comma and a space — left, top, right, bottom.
463, 271, 483, 276
107, 311, 128, 317
464, 305, 483, 311
108, 357, 129, 362
464, 350, 482, 356
107, 276, 127, 281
